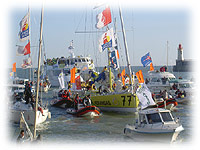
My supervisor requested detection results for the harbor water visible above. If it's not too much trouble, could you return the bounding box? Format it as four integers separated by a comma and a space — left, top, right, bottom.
8, 66, 195, 145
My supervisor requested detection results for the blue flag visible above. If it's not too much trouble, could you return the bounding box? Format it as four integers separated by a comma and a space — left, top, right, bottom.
141, 52, 152, 67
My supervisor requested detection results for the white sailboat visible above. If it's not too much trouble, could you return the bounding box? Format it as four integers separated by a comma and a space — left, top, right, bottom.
10, 7, 50, 128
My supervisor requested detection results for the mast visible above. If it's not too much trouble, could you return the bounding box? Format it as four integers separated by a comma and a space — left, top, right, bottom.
119, 6, 133, 89
33, 6, 44, 139
167, 41, 169, 71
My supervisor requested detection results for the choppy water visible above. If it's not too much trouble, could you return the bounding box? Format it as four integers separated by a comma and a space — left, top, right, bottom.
8, 66, 194, 145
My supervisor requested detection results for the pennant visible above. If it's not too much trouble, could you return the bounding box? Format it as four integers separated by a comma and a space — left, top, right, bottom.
121, 69, 125, 86
24, 42, 30, 55
75, 75, 81, 90
136, 70, 144, 83
150, 63, 154, 71
19, 12, 30, 41
12, 62, 16, 72
141, 52, 152, 67
99, 28, 115, 52
21, 57, 32, 69
70, 67, 76, 83
96, 7, 112, 29
136, 83, 156, 109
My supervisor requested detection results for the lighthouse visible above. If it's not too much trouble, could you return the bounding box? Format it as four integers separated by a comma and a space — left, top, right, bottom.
177, 44, 184, 61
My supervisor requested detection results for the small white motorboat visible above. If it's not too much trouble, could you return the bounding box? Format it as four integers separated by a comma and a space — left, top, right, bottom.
124, 108, 184, 143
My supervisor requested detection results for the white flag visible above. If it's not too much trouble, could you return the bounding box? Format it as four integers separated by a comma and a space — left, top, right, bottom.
16, 46, 25, 56
19, 12, 30, 41
21, 57, 32, 69
58, 72, 65, 89
99, 28, 115, 52
136, 83, 156, 109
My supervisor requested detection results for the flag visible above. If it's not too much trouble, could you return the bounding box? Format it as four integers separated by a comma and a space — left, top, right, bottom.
150, 63, 154, 71
96, 7, 112, 29
99, 28, 115, 52
136, 83, 156, 109
121, 69, 125, 86
75, 75, 81, 90
21, 57, 32, 69
136, 70, 144, 83
110, 50, 119, 70
70, 67, 76, 83
19, 12, 30, 41
58, 71, 65, 89
12, 62, 16, 72
141, 52, 152, 67
17, 42, 31, 56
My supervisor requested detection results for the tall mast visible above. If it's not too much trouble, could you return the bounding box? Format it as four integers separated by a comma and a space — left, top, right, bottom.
119, 6, 133, 89
33, 6, 44, 139
166, 41, 169, 71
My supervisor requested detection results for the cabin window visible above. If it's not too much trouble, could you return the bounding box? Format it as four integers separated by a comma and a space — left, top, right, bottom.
82, 58, 86, 62
160, 112, 173, 122
71, 59, 75, 65
146, 113, 162, 124
139, 114, 147, 124
75, 59, 78, 62
66, 59, 69, 65
78, 59, 81, 62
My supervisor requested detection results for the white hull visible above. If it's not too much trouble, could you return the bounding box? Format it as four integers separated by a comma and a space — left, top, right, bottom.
10, 109, 49, 126
124, 124, 183, 143
98, 107, 138, 113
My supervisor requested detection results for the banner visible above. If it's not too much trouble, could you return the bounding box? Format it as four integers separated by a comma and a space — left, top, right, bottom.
110, 50, 119, 70
96, 7, 112, 29
136, 83, 156, 109
12, 62, 16, 72
58, 71, 65, 89
19, 12, 30, 41
141, 52, 152, 67
70, 67, 76, 83
136, 70, 144, 83
150, 63, 154, 71
75, 75, 81, 90
99, 28, 115, 52
121, 69, 125, 86
21, 57, 32, 69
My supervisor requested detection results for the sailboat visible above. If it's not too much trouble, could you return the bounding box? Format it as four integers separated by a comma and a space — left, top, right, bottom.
89, 6, 139, 113
10, 7, 50, 127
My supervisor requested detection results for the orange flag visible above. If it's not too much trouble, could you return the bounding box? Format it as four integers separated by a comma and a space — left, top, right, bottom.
121, 69, 125, 86
150, 63, 154, 71
70, 67, 76, 83
12, 62, 16, 72
136, 70, 144, 83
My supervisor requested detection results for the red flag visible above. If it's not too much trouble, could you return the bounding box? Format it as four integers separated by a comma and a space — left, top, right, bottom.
75, 75, 81, 90
24, 41, 30, 55
136, 70, 144, 83
12, 62, 16, 72
96, 7, 112, 29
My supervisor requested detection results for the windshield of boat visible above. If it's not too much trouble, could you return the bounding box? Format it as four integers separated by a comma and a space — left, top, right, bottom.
160, 112, 173, 122
179, 83, 193, 88
146, 113, 162, 124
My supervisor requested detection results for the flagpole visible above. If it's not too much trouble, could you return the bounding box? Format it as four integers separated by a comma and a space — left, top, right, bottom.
119, 6, 133, 92
33, 5, 44, 139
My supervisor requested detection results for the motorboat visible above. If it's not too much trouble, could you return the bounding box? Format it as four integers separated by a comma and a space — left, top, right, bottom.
50, 97, 73, 109
45, 41, 96, 87
9, 100, 50, 126
124, 108, 184, 143
146, 70, 176, 93
66, 104, 101, 117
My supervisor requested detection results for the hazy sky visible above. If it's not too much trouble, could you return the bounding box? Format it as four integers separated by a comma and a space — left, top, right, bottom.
8, 2, 191, 68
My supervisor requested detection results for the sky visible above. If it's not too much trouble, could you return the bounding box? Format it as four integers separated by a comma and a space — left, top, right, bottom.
6, 0, 194, 68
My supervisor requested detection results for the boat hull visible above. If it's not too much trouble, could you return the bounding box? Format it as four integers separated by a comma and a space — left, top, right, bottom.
66, 106, 101, 117
50, 98, 73, 109
10, 108, 49, 126
91, 93, 139, 113
124, 124, 183, 143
